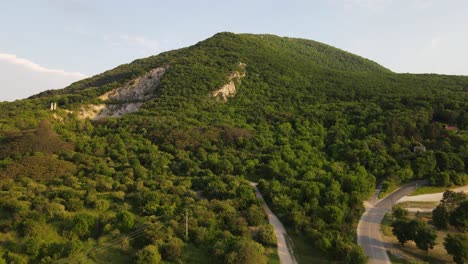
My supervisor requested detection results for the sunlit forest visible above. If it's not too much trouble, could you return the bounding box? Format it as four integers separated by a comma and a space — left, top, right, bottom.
0, 32, 466, 263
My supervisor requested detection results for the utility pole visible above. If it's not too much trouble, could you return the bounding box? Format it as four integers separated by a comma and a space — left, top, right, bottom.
185, 209, 188, 241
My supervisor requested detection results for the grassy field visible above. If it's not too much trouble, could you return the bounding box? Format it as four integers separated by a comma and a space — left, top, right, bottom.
381, 211, 457, 264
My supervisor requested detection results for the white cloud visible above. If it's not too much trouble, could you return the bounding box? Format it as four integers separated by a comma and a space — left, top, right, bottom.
0, 53, 87, 78
0, 53, 87, 101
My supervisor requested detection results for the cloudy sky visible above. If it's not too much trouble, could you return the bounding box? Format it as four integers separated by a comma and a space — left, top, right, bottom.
1, 0, 467, 101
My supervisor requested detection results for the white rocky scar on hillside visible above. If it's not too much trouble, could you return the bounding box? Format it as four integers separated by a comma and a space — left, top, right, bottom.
211, 63, 246, 101
79, 66, 167, 120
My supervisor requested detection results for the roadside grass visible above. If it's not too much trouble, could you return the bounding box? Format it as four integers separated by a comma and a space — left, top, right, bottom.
266, 246, 280, 264
381, 211, 457, 264
409, 186, 449, 196
378, 184, 399, 199
388, 251, 411, 264
287, 228, 337, 264
381, 213, 394, 236
396, 201, 438, 209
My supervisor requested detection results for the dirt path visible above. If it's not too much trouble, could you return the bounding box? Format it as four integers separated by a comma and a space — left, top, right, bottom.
357, 182, 422, 264
250, 182, 297, 264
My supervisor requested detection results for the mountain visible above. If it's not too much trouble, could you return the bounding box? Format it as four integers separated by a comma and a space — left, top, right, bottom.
0, 32, 467, 264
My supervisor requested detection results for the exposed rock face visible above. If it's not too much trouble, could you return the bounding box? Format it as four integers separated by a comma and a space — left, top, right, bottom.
78, 104, 106, 120
99, 67, 166, 101
79, 66, 167, 120
211, 63, 246, 101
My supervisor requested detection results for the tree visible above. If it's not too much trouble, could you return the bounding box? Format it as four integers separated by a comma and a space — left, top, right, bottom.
118, 211, 135, 232
245, 205, 266, 226
413, 224, 436, 251
432, 204, 449, 229
232, 238, 267, 264
71, 214, 95, 239
391, 220, 411, 245
346, 246, 368, 264
392, 219, 436, 251
136, 245, 161, 264
444, 234, 468, 264
450, 200, 468, 231
433, 190, 467, 230
162, 237, 184, 261
215, 237, 267, 264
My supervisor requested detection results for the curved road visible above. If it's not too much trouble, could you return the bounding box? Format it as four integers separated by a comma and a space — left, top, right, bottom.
357, 181, 424, 264
250, 182, 297, 264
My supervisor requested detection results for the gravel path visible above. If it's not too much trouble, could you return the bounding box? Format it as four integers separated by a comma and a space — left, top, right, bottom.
250, 182, 297, 264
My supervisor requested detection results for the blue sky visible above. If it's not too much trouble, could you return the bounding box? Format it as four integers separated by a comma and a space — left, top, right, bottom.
1, 0, 468, 101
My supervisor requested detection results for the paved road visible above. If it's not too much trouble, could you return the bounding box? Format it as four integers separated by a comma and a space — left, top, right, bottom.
357, 182, 423, 264
250, 182, 297, 264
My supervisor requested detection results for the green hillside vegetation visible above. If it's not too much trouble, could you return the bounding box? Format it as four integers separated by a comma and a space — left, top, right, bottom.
0, 32, 467, 263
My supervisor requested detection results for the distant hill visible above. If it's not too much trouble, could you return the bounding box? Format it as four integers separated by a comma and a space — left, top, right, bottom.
0, 32, 466, 264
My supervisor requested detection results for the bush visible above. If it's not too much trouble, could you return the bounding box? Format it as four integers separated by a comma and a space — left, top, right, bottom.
71, 214, 95, 239
255, 225, 277, 246
117, 211, 135, 232
136, 245, 161, 264
162, 237, 184, 261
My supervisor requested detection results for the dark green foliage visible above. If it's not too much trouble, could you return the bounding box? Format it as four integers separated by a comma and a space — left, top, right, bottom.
444, 233, 468, 264
0, 120, 73, 160
432, 205, 450, 229
413, 224, 437, 251
392, 219, 412, 245
432, 190, 467, 230
450, 200, 468, 231
0, 154, 76, 182
392, 219, 436, 251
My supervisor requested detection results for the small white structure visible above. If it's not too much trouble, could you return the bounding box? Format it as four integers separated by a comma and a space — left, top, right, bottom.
50, 102, 57, 111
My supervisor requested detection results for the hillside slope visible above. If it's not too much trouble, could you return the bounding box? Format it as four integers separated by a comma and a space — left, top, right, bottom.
0, 32, 467, 264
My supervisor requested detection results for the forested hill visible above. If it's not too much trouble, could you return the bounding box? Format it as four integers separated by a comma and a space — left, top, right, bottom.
32, 32, 391, 100
0, 32, 467, 264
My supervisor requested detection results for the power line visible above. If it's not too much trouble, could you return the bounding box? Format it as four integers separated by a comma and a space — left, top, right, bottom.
53, 211, 190, 264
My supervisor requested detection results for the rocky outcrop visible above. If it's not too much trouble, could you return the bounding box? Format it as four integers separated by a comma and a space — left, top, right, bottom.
99, 67, 166, 101
79, 66, 167, 120
211, 63, 246, 101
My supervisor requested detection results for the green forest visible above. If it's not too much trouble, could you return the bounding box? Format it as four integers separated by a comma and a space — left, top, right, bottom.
0, 32, 467, 263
